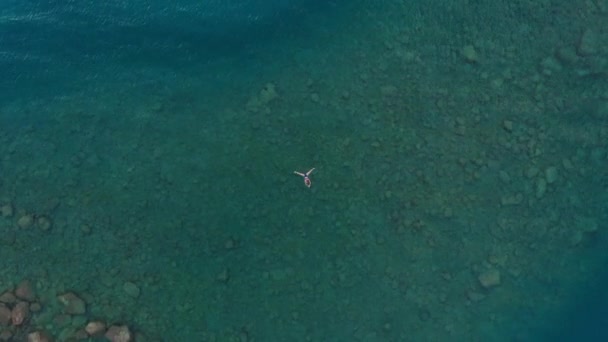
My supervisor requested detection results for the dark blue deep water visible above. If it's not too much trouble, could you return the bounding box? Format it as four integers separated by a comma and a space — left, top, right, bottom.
0, 0, 606, 341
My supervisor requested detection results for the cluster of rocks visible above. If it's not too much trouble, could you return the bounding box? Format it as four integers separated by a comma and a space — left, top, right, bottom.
0, 202, 53, 232
0, 280, 41, 340
70, 321, 134, 342
0, 280, 136, 342
0, 201, 148, 341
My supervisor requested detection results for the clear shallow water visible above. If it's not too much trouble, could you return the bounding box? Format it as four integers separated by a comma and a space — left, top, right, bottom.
0, 0, 606, 340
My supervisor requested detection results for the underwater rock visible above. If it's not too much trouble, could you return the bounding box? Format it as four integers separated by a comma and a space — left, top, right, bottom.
85, 320, 107, 336
15, 280, 36, 302
0, 204, 13, 217
545, 166, 558, 184
17, 214, 34, 229
0, 305, 11, 326
461, 45, 478, 63
0, 291, 17, 305
11, 301, 29, 326
57, 292, 86, 315
123, 281, 140, 298
478, 268, 501, 289
37, 216, 53, 231
105, 324, 132, 342
27, 330, 53, 342
577, 29, 598, 56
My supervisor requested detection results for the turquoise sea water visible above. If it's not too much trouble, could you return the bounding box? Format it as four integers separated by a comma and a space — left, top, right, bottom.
0, 0, 606, 341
